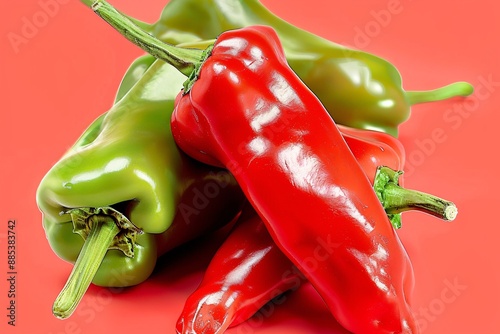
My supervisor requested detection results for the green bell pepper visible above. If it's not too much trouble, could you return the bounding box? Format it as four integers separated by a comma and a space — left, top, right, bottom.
36, 58, 245, 319
81, 0, 472, 136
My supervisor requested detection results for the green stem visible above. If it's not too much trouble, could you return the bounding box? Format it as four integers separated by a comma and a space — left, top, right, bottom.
374, 166, 457, 229
91, 0, 203, 77
178, 39, 216, 49
406, 81, 474, 105
80, 0, 153, 32
80, 0, 95, 7
52, 215, 119, 319
383, 183, 458, 221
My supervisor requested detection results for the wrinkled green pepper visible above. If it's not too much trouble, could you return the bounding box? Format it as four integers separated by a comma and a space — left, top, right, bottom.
36, 59, 245, 319
80, 0, 473, 136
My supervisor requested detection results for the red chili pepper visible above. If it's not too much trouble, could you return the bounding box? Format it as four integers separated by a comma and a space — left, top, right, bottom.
170, 27, 419, 333
176, 127, 457, 333
92, 4, 418, 330
177, 206, 298, 334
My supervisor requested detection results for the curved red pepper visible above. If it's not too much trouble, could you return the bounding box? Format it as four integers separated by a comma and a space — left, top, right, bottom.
176, 127, 407, 333
178, 125, 455, 333
177, 122, 455, 333
171, 26, 418, 333
177, 207, 296, 334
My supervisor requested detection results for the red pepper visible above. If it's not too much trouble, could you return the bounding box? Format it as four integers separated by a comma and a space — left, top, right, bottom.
92, 5, 418, 330
169, 26, 420, 333
176, 127, 457, 333
177, 206, 296, 334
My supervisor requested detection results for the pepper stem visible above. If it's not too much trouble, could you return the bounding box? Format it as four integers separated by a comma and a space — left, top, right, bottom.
383, 182, 458, 220
406, 82, 474, 105
374, 166, 457, 229
53, 215, 119, 319
80, 0, 95, 7
80, 0, 152, 32
91, 0, 204, 77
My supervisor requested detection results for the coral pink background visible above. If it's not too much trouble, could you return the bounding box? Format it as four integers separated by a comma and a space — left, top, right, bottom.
1, 0, 499, 333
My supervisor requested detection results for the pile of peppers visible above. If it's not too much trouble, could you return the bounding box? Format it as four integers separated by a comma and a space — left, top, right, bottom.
36, 0, 471, 333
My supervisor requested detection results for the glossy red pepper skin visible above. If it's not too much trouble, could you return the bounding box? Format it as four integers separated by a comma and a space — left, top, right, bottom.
171, 25, 418, 333
177, 127, 408, 334
177, 207, 300, 334
339, 124, 405, 184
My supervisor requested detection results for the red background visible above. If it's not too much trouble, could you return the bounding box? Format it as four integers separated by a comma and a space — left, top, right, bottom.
1, 0, 500, 333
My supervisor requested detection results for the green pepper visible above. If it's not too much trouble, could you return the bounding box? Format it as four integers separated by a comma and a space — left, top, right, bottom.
114, 55, 156, 103
81, 0, 473, 136
36, 58, 245, 319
